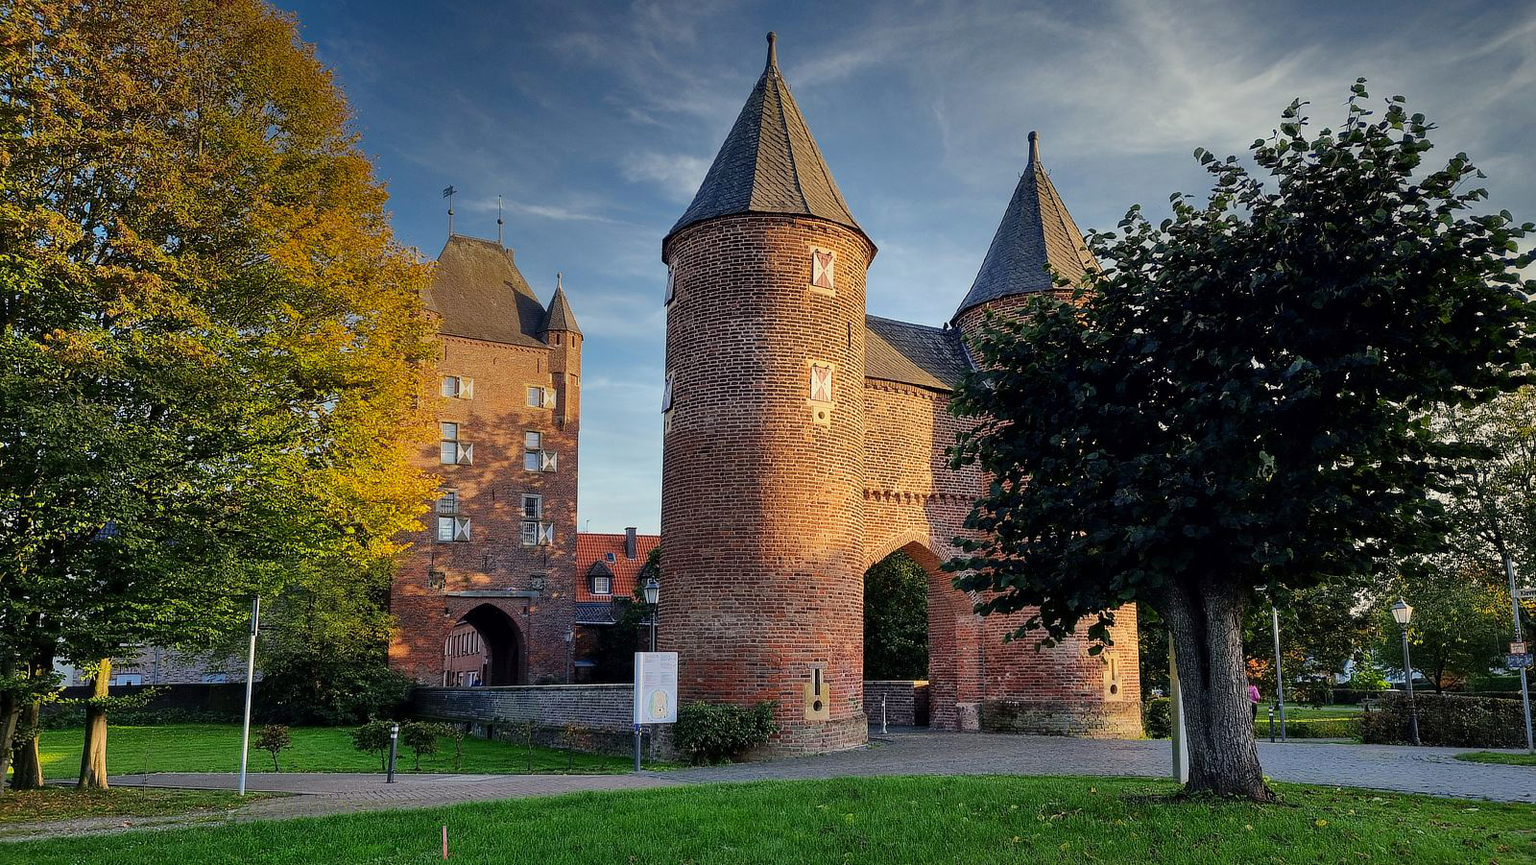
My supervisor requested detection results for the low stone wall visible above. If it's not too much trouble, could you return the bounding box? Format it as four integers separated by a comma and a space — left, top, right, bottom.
863, 680, 930, 727
410, 684, 651, 756
980, 699, 1143, 738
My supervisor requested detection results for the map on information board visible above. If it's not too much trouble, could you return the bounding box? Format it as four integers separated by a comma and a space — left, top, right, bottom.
633, 652, 678, 724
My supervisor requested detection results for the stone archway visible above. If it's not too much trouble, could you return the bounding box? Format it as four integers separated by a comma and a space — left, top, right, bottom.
456, 603, 526, 686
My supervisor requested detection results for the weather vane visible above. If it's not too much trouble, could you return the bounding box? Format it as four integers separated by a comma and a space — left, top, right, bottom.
442, 185, 457, 236
497, 194, 504, 246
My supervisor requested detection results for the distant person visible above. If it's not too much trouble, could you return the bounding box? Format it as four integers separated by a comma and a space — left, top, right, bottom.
1246, 681, 1262, 722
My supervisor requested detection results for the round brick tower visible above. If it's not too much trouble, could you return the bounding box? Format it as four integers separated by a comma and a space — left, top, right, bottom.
659, 33, 875, 754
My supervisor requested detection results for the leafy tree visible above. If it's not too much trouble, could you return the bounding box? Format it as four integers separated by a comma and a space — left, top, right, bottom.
948, 84, 1535, 799
0, 0, 434, 790
1241, 583, 1375, 704
863, 551, 929, 680
254, 723, 291, 772
1374, 558, 1508, 692
349, 720, 395, 772
400, 720, 445, 771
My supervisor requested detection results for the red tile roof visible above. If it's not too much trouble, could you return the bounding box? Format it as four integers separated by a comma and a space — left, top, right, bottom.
575, 531, 659, 603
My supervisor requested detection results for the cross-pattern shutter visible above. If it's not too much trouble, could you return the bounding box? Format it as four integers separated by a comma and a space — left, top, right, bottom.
661, 371, 674, 413
542, 388, 556, 409
459, 378, 474, 399
454, 517, 472, 542
541, 451, 558, 472
457, 443, 474, 465
539, 522, 554, 545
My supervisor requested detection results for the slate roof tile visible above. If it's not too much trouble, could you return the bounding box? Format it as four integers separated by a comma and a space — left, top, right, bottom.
426, 235, 550, 348
864, 315, 972, 392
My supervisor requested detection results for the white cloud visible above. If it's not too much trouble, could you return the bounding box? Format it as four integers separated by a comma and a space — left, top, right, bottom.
620, 152, 711, 202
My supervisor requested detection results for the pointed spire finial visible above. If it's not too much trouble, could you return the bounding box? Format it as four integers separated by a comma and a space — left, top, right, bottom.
766, 31, 777, 71
556, 272, 563, 291
497, 194, 504, 246
1027, 130, 1039, 166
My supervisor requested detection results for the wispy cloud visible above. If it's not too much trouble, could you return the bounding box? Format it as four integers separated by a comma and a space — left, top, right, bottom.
620, 152, 711, 203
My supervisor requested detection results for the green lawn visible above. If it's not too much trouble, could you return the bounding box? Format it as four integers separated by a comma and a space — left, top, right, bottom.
7, 776, 1532, 864
1455, 750, 1536, 766
29, 724, 640, 776
1259, 705, 1362, 739
0, 786, 270, 831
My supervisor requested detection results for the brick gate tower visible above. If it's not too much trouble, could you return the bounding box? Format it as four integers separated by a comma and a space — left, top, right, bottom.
661, 34, 1141, 755
660, 32, 874, 752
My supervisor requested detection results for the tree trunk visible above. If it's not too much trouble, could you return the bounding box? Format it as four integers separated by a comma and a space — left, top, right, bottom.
9, 699, 44, 791
77, 658, 110, 790
0, 658, 19, 795
1164, 579, 1274, 801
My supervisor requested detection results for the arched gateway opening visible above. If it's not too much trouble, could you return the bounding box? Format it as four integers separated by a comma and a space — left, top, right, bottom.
862, 540, 976, 729
447, 603, 525, 686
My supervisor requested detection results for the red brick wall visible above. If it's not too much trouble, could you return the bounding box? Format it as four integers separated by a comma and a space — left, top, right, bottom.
390, 331, 579, 686
661, 214, 874, 754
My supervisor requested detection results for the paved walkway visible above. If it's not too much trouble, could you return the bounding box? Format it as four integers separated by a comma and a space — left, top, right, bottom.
668, 728, 1534, 803
10, 731, 1529, 841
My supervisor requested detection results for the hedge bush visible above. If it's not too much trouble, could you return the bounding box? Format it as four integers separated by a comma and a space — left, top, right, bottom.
1360, 692, 1528, 748
1142, 698, 1172, 739
672, 701, 778, 763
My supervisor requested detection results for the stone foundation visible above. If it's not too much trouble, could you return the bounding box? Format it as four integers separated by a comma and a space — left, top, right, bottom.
980, 699, 1143, 738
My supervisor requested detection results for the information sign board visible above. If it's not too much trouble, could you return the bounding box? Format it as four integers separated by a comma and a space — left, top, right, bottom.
633, 652, 678, 724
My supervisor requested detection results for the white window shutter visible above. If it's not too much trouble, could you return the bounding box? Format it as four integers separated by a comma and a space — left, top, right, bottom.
455, 517, 471, 541
460, 378, 474, 399
539, 522, 554, 545
542, 387, 556, 408
661, 371, 674, 413
457, 443, 474, 465
541, 450, 558, 472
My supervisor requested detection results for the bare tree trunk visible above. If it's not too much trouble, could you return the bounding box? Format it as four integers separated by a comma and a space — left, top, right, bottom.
78, 658, 110, 790
1164, 579, 1274, 801
10, 699, 43, 791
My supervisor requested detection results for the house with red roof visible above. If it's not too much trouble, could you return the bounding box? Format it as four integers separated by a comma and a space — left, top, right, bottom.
573, 528, 659, 681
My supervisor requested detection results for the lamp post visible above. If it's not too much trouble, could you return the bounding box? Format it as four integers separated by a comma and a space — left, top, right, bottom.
642, 575, 660, 652
1392, 599, 1420, 746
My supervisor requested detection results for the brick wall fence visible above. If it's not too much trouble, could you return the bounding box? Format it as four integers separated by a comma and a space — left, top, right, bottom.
863, 680, 929, 728
410, 684, 647, 757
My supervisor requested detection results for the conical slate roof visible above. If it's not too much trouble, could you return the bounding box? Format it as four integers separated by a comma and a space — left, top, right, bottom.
953, 132, 1097, 321
541, 274, 581, 335
665, 33, 865, 251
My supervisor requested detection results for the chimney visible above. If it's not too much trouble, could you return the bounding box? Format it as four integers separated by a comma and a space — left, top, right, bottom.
625, 527, 638, 560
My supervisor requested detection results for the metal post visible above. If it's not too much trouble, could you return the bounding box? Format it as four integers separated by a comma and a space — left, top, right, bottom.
1268, 707, 1275, 743
1271, 606, 1287, 741
1502, 553, 1535, 754
633, 723, 642, 773
881, 695, 888, 735
1168, 642, 1188, 784
387, 723, 399, 782
649, 616, 657, 654
1400, 626, 1420, 746
238, 597, 259, 796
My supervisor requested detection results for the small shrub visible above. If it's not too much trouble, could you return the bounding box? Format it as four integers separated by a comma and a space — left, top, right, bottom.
512, 720, 539, 772
559, 722, 593, 771
1360, 693, 1527, 748
401, 721, 448, 771
441, 723, 466, 771
672, 701, 778, 764
1347, 664, 1389, 693
1142, 697, 1171, 739
350, 719, 396, 771
253, 724, 291, 771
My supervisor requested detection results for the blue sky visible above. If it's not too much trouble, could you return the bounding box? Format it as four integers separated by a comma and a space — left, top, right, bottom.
280, 0, 1536, 534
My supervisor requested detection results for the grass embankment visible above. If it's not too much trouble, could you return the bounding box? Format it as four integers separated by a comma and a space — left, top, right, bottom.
0, 786, 269, 830
30, 723, 633, 776
8, 776, 1532, 863
1455, 751, 1536, 766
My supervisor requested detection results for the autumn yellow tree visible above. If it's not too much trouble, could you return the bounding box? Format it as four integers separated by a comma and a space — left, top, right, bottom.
0, 0, 434, 790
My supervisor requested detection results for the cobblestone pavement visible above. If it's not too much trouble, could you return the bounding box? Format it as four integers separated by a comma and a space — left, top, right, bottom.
667, 728, 1535, 803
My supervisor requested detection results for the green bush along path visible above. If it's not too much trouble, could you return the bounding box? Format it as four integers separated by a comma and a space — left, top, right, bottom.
31, 724, 619, 776
8, 777, 1534, 864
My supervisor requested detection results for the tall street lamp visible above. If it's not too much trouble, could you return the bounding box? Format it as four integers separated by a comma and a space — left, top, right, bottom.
642, 575, 660, 652
1392, 599, 1421, 746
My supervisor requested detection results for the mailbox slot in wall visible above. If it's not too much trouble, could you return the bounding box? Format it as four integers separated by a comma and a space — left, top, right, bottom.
803, 665, 830, 721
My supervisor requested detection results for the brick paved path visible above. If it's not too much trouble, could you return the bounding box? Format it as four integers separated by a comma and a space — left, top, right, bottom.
670, 728, 1535, 803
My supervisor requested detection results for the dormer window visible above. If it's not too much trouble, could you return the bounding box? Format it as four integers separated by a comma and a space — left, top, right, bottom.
604, 552, 616, 564
588, 562, 614, 595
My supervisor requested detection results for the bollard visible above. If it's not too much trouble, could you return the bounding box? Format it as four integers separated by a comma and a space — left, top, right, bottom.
881, 695, 888, 735
633, 723, 642, 773
1267, 707, 1275, 742
387, 723, 399, 783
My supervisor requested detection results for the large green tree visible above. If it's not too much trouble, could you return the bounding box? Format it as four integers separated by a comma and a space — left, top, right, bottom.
948, 85, 1535, 800
0, 0, 434, 789
1373, 557, 1507, 692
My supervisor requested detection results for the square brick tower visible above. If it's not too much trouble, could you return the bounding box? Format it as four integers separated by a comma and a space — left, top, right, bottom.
390, 235, 581, 686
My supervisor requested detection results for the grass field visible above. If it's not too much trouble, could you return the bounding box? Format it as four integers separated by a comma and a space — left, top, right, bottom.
28, 724, 636, 777
1455, 750, 1536, 766
6, 776, 1532, 864
1258, 705, 1362, 739
0, 786, 268, 830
